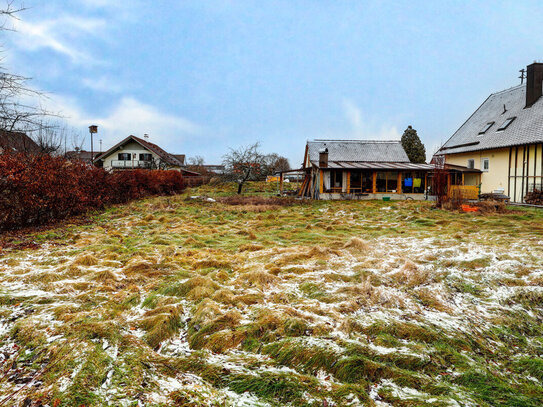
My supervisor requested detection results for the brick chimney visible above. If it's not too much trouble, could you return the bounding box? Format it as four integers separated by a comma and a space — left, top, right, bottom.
525, 62, 543, 108
319, 147, 328, 168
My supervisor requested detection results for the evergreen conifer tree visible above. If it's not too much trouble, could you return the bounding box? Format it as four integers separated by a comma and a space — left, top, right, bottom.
401, 125, 426, 163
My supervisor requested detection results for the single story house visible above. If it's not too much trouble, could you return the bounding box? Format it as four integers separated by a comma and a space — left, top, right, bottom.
93, 135, 199, 175
0, 130, 40, 154
294, 139, 434, 200
435, 62, 543, 203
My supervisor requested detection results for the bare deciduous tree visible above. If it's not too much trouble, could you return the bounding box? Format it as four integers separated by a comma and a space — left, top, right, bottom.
263, 153, 290, 174
222, 142, 267, 194
188, 155, 204, 166
0, 4, 57, 137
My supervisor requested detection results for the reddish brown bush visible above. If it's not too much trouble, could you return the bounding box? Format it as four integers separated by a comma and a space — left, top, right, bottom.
0, 153, 187, 230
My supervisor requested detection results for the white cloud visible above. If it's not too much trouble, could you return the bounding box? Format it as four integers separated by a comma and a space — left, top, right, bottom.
81, 76, 123, 93
11, 15, 106, 62
43, 95, 202, 151
343, 99, 401, 140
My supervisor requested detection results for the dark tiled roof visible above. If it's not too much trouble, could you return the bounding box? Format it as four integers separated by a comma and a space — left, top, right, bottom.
439, 84, 543, 154
307, 140, 409, 166
94, 135, 183, 167
0, 130, 40, 153
65, 150, 101, 161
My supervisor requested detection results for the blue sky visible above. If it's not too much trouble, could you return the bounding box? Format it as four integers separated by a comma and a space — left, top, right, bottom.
5, 0, 543, 166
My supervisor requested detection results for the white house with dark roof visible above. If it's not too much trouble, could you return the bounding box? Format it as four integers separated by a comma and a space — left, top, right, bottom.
298, 139, 433, 200
436, 62, 543, 203
93, 135, 199, 176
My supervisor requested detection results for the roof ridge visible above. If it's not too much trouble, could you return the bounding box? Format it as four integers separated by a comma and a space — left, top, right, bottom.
311, 139, 401, 143
490, 83, 524, 96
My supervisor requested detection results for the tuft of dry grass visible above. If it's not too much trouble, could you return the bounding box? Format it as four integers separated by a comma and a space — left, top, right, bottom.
93, 269, 118, 282
140, 305, 183, 349
186, 285, 215, 301
239, 243, 264, 252
212, 288, 236, 304
73, 254, 99, 266
343, 237, 370, 251
238, 270, 278, 287
389, 260, 431, 288
275, 246, 340, 266
123, 257, 155, 274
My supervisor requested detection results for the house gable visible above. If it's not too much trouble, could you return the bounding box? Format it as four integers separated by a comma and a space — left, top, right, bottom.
94, 135, 183, 169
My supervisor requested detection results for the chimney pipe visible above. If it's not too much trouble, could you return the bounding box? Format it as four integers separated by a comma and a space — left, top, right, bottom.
525, 62, 543, 108
319, 147, 329, 168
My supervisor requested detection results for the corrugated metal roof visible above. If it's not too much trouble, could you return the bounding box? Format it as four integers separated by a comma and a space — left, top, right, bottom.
439, 84, 543, 155
307, 140, 409, 163
316, 161, 433, 170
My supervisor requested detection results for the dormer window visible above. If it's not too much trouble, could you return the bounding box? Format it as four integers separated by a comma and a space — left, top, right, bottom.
497, 117, 516, 131
478, 122, 494, 135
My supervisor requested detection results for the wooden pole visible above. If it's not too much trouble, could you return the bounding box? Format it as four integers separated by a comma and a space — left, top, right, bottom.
319, 169, 324, 194
279, 173, 284, 195
397, 172, 402, 194
346, 171, 350, 193
372, 171, 377, 194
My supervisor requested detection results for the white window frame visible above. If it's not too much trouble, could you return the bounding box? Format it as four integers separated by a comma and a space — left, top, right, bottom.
481, 158, 489, 172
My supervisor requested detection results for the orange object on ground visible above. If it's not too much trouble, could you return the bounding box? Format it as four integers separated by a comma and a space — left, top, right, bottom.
461, 204, 479, 212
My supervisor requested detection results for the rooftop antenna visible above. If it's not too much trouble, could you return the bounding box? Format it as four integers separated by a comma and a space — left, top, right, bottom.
144, 133, 149, 140
503, 104, 507, 114
519, 68, 526, 84
99, 139, 102, 153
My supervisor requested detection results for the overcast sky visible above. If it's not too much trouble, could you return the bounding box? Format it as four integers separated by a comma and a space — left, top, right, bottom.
4, 0, 543, 166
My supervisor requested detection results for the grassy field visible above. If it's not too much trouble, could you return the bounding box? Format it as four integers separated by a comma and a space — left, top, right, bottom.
1, 182, 543, 406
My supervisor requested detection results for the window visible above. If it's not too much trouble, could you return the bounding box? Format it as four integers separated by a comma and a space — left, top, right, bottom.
402, 172, 426, 193
139, 153, 152, 161
376, 171, 398, 193
323, 170, 343, 192
478, 122, 494, 135
481, 158, 489, 172
118, 153, 131, 160
467, 159, 475, 169
497, 117, 515, 131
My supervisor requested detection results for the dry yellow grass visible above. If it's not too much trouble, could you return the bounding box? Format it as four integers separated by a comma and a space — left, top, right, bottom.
73, 253, 99, 266
343, 236, 370, 251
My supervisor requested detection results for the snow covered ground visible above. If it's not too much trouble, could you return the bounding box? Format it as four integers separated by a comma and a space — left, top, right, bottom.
1, 194, 542, 406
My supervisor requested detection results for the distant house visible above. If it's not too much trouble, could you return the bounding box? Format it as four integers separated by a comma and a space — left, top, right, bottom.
93, 135, 198, 175
0, 130, 40, 154
436, 62, 543, 203
201, 165, 225, 175
296, 140, 433, 200
65, 150, 102, 162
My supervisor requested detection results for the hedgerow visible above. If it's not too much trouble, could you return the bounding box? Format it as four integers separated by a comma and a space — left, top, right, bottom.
0, 152, 187, 230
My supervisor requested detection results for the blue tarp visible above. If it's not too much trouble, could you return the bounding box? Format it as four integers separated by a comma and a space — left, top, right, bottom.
404, 178, 413, 187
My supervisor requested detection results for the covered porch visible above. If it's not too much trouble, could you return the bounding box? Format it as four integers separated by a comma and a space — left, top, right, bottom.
281, 162, 435, 200
444, 164, 482, 200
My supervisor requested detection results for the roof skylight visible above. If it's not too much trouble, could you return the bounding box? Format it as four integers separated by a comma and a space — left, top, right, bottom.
497, 117, 516, 131
478, 122, 494, 135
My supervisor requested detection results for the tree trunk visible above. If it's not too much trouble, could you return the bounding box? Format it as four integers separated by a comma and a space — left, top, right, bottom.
237, 182, 243, 194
